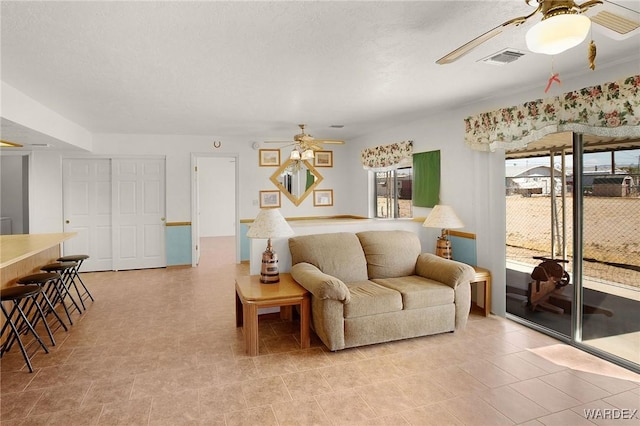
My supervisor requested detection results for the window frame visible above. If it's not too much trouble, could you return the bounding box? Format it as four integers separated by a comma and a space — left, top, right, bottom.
373, 166, 413, 219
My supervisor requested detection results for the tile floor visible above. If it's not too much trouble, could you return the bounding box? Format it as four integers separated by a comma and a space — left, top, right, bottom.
1, 236, 639, 425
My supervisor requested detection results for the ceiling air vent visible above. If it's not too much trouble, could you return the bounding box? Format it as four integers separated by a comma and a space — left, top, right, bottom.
480, 49, 525, 66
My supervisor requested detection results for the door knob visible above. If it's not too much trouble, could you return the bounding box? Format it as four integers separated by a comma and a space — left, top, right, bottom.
161, 217, 166, 221
65, 220, 70, 224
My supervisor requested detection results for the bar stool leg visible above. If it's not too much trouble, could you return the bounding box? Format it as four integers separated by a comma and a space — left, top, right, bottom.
39, 287, 69, 333
29, 296, 57, 347
5, 297, 52, 353
56, 256, 95, 305
49, 276, 75, 326
60, 269, 84, 313
0, 300, 49, 372
71, 259, 94, 303
2, 298, 37, 353
1, 303, 36, 372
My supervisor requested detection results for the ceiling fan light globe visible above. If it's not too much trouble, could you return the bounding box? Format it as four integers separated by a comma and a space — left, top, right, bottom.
525, 14, 591, 55
290, 150, 301, 160
301, 149, 314, 160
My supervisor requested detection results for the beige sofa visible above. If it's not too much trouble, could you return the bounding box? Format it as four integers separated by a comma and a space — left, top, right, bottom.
289, 230, 475, 351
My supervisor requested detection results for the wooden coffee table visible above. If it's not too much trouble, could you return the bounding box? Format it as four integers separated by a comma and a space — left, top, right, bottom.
235, 273, 310, 356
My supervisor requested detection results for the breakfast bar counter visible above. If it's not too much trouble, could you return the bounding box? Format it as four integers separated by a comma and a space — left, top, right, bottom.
0, 233, 76, 289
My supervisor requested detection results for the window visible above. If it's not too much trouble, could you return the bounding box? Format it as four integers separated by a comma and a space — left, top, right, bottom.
374, 166, 412, 218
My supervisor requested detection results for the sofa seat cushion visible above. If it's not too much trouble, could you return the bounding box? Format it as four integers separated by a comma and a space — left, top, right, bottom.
372, 275, 454, 310
343, 281, 403, 318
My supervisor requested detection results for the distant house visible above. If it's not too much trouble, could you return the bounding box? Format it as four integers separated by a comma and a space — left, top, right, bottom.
592, 175, 635, 197
505, 165, 563, 196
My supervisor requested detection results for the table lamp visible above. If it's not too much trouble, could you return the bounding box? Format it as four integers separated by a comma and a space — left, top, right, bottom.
246, 208, 294, 283
422, 205, 464, 260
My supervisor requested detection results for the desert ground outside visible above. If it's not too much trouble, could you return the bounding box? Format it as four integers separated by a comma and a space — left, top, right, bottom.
506, 195, 640, 290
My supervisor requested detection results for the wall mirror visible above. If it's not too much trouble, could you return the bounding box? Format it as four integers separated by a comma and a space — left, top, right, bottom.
270, 158, 323, 206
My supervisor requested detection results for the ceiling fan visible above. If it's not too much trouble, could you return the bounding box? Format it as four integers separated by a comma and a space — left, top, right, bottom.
436, 0, 640, 65
265, 124, 345, 160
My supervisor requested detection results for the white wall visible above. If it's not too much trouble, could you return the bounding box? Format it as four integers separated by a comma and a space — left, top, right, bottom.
198, 156, 236, 237
89, 133, 352, 222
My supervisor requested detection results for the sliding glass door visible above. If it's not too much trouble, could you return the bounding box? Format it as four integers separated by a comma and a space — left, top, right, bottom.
578, 147, 640, 369
505, 134, 640, 372
505, 152, 572, 337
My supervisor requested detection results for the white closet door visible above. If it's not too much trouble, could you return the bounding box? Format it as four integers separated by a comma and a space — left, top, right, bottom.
112, 158, 166, 270
62, 159, 113, 271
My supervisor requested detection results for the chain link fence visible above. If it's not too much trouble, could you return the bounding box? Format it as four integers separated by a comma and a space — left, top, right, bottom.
506, 170, 640, 290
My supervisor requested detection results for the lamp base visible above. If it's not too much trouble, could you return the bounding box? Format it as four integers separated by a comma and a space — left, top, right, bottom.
435, 236, 452, 260
260, 247, 280, 284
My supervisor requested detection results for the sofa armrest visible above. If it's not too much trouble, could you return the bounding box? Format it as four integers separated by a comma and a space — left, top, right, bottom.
291, 262, 351, 303
415, 253, 475, 288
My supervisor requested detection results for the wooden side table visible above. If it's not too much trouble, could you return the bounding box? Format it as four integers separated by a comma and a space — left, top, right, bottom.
471, 266, 491, 316
235, 273, 310, 356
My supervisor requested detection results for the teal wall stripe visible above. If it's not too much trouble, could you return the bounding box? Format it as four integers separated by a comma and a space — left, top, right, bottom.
450, 234, 477, 266
166, 225, 192, 266
240, 223, 250, 261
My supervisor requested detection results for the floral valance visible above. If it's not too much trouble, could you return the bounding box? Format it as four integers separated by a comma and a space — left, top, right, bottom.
465, 75, 640, 152
361, 140, 413, 172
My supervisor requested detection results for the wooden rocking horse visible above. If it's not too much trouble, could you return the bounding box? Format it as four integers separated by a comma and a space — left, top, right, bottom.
527, 256, 613, 317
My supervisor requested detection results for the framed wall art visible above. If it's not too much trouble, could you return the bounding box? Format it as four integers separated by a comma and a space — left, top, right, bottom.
259, 149, 280, 167
313, 189, 333, 207
259, 190, 281, 208
314, 150, 333, 167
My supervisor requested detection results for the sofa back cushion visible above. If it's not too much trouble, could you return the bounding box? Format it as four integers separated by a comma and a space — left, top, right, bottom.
289, 232, 369, 283
357, 230, 421, 279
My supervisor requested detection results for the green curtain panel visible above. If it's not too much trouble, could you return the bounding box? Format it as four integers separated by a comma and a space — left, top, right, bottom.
413, 150, 440, 207
306, 169, 314, 191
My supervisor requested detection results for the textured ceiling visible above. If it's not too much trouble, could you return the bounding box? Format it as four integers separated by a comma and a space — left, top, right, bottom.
1, 1, 639, 147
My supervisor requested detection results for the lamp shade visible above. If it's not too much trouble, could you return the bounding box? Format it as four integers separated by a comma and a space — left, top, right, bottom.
422, 205, 464, 229
301, 149, 314, 160
246, 208, 294, 239
525, 14, 591, 55
290, 149, 301, 160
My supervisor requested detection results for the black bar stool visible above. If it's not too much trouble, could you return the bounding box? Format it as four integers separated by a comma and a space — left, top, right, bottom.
57, 254, 94, 307
16, 272, 70, 337
40, 262, 83, 318
1, 285, 50, 373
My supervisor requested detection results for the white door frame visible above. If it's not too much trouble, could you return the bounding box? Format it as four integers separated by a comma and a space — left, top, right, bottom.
190, 152, 240, 266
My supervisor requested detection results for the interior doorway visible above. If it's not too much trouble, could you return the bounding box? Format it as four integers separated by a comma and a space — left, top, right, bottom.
0, 153, 29, 235
191, 153, 239, 266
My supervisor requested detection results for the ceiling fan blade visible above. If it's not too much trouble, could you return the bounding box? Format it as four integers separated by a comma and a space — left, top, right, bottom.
436, 18, 525, 64
314, 139, 345, 144
588, 1, 640, 38
436, 4, 542, 65
264, 140, 294, 144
